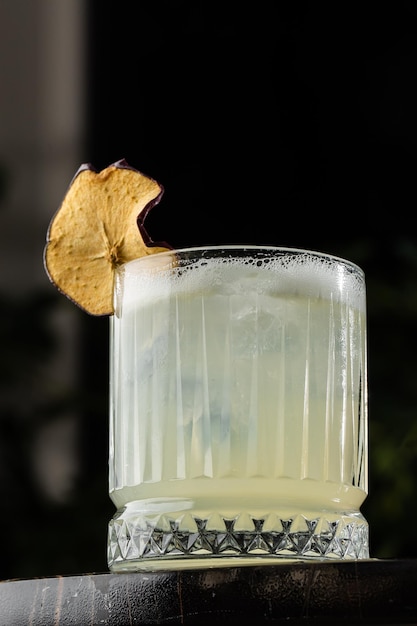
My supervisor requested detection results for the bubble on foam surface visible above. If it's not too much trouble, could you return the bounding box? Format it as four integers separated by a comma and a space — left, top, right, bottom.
120, 249, 365, 312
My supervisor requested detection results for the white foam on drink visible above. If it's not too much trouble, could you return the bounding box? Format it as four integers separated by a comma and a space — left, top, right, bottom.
117, 248, 365, 312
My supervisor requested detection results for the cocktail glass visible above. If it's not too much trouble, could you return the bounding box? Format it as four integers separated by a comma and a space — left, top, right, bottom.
107, 246, 369, 571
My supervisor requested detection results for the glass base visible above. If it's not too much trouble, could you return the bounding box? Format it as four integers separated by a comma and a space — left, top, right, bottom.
108, 506, 369, 572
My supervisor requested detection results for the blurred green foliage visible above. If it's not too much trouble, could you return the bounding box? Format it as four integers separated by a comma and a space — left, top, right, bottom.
336, 236, 417, 559
0, 288, 112, 579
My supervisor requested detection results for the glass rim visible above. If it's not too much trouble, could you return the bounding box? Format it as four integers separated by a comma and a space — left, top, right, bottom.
120, 244, 365, 277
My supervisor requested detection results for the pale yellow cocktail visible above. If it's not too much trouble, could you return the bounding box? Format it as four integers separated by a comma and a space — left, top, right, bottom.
108, 246, 368, 571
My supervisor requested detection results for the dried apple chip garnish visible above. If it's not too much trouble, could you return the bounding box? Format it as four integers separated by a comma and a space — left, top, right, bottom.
44, 159, 171, 316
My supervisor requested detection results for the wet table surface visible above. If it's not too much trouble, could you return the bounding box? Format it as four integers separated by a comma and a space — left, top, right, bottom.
1, 559, 416, 625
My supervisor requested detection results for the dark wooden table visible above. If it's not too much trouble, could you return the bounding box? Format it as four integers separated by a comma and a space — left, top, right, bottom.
1, 559, 416, 625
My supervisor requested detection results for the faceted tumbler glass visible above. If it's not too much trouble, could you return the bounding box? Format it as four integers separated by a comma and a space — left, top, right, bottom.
107, 246, 369, 571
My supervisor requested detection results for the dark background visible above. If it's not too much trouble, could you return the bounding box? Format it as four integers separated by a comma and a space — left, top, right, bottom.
2, 1, 417, 578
